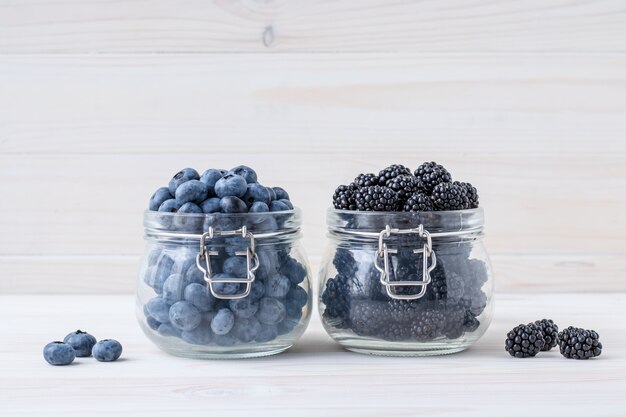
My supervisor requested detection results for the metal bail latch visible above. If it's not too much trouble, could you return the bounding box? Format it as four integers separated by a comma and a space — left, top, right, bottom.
374, 224, 437, 301
195, 225, 260, 300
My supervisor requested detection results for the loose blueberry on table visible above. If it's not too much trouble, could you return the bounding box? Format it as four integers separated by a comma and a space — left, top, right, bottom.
43, 341, 76, 366
322, 162, 488, 343
143, 165, 308, 347
63, 330, 97, 357
92, 339, 123, 362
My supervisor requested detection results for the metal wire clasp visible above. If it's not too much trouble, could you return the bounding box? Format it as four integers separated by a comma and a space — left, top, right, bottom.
374, 224, 437, 300
195, 225, 260, 300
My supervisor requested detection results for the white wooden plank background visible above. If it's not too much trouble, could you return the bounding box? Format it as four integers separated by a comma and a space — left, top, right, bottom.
1, 0, 626, 53
1, 1, 626, 294
2, 293, 624, 416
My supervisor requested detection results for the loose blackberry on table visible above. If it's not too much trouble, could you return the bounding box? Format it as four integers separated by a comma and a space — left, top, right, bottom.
505, 323, 545, 358
533, 319, 559, 351
558, 326, 602, 359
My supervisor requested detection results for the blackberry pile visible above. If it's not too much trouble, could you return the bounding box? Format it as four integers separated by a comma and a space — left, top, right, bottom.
333, 162, 479, 211
504, 319, 603, 360
320, 243, 490, 342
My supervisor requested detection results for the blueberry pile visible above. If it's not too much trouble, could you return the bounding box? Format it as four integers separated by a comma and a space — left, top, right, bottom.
142, 166, 309, 348
43, 330, 122, 366
320, 244, 489, 342
505, 319, 602, 359
149, 166, 294, 215
333, 162, 479, 212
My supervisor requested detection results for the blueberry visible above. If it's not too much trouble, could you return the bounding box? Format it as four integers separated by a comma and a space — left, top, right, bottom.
158, 199, 181, 213
265, 274, 290, 298
269, 200, 290, 212
157, 323, 181, 338
255, 216, 278, 232
184, 283, 214, 312
175, 180, 209, 205
250, 280, 265, 301
169, 301, 202, 331
223, 256, 247, 276
278, 199, 293, 209
168, 168, 200, 195
213, 333, 237, 347
257, 297, 286, 325
173, 202, 203, 231
249, 202, 269, 213
146, 316, 161, 330
149, 187, 173, 211
199, 168, 226, 195
200, 197, 221, 214
149, 254, 174, 294
267, 187, 277, 201
280, 257, 307, 285
229, 165, 257, 184
212, 274, 244, 297
211, 308, 235, 335
287, 285, 309, 309
181, 325, 213, 345
92, 339, 123, 362
146, 297, 171, 323
277, 316, 299, 335
243, 183, 271, 206
63, 330, 97, 357
232, 317, 261, 342
255, 324, 278, 343
215, 174, 247, 198
220, 196, 248, 213
43, 342, 75, 366
162, 274, 187, 304
229, 297, 259, 319
273, 187, 290, 200
184, 261, 206, 286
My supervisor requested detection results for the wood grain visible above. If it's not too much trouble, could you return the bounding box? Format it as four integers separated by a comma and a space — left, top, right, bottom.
1, 294, 624, 416
1, 54, 626, 155
0, 0, 625, 53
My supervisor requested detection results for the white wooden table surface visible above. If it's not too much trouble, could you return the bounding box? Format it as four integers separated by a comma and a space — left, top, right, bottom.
2, 293, 624, 416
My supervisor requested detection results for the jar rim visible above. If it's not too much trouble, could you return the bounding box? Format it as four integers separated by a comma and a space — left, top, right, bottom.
143, 207, 302, 238
326, 207, 484, 235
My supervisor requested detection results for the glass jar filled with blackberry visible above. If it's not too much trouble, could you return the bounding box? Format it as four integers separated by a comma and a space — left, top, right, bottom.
138, 166, 312, 359
319, 162, 493, 356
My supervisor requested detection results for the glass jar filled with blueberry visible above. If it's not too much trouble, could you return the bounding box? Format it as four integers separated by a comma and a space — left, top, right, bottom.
138, 166, 312, 359
319, 162, 494, 356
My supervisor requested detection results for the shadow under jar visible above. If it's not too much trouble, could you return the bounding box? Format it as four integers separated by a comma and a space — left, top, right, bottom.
319, 208, 493, 356
137, 209, 312, 359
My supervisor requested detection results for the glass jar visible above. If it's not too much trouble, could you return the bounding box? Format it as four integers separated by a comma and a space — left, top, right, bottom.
318, 208, 493, 356
136, 209, 312, 359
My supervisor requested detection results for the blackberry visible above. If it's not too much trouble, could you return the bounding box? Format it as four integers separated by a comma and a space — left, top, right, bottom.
409, 310, 446, 341
332, 184, 356, 210
505, 323, 545, 358
454, 181, 479, 208
321, 274, 361, 327
533, 319, 559, 351
353, 173, 379, 187
354, 185, 399, 212
386, 300, 419, 324
379, 322, 411, 341
333, 248, 358, 277
349, 300, 388, 336
377, 164, 412, 186
413, 161, 452, 193
431, 182, 469, 211
558, 327, 602, 359
386, 175, 420, 202
425, 266, 448, 301
403, 192, 434, 212
442, 305, 466, 339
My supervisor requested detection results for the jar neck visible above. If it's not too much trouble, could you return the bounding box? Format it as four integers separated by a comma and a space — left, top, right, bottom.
143, 208, 302, 246
326, 208, 484, 245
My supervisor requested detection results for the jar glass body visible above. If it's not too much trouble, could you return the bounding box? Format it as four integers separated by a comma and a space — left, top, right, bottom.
137, 209, 312, 359
318, 208, 493, 356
